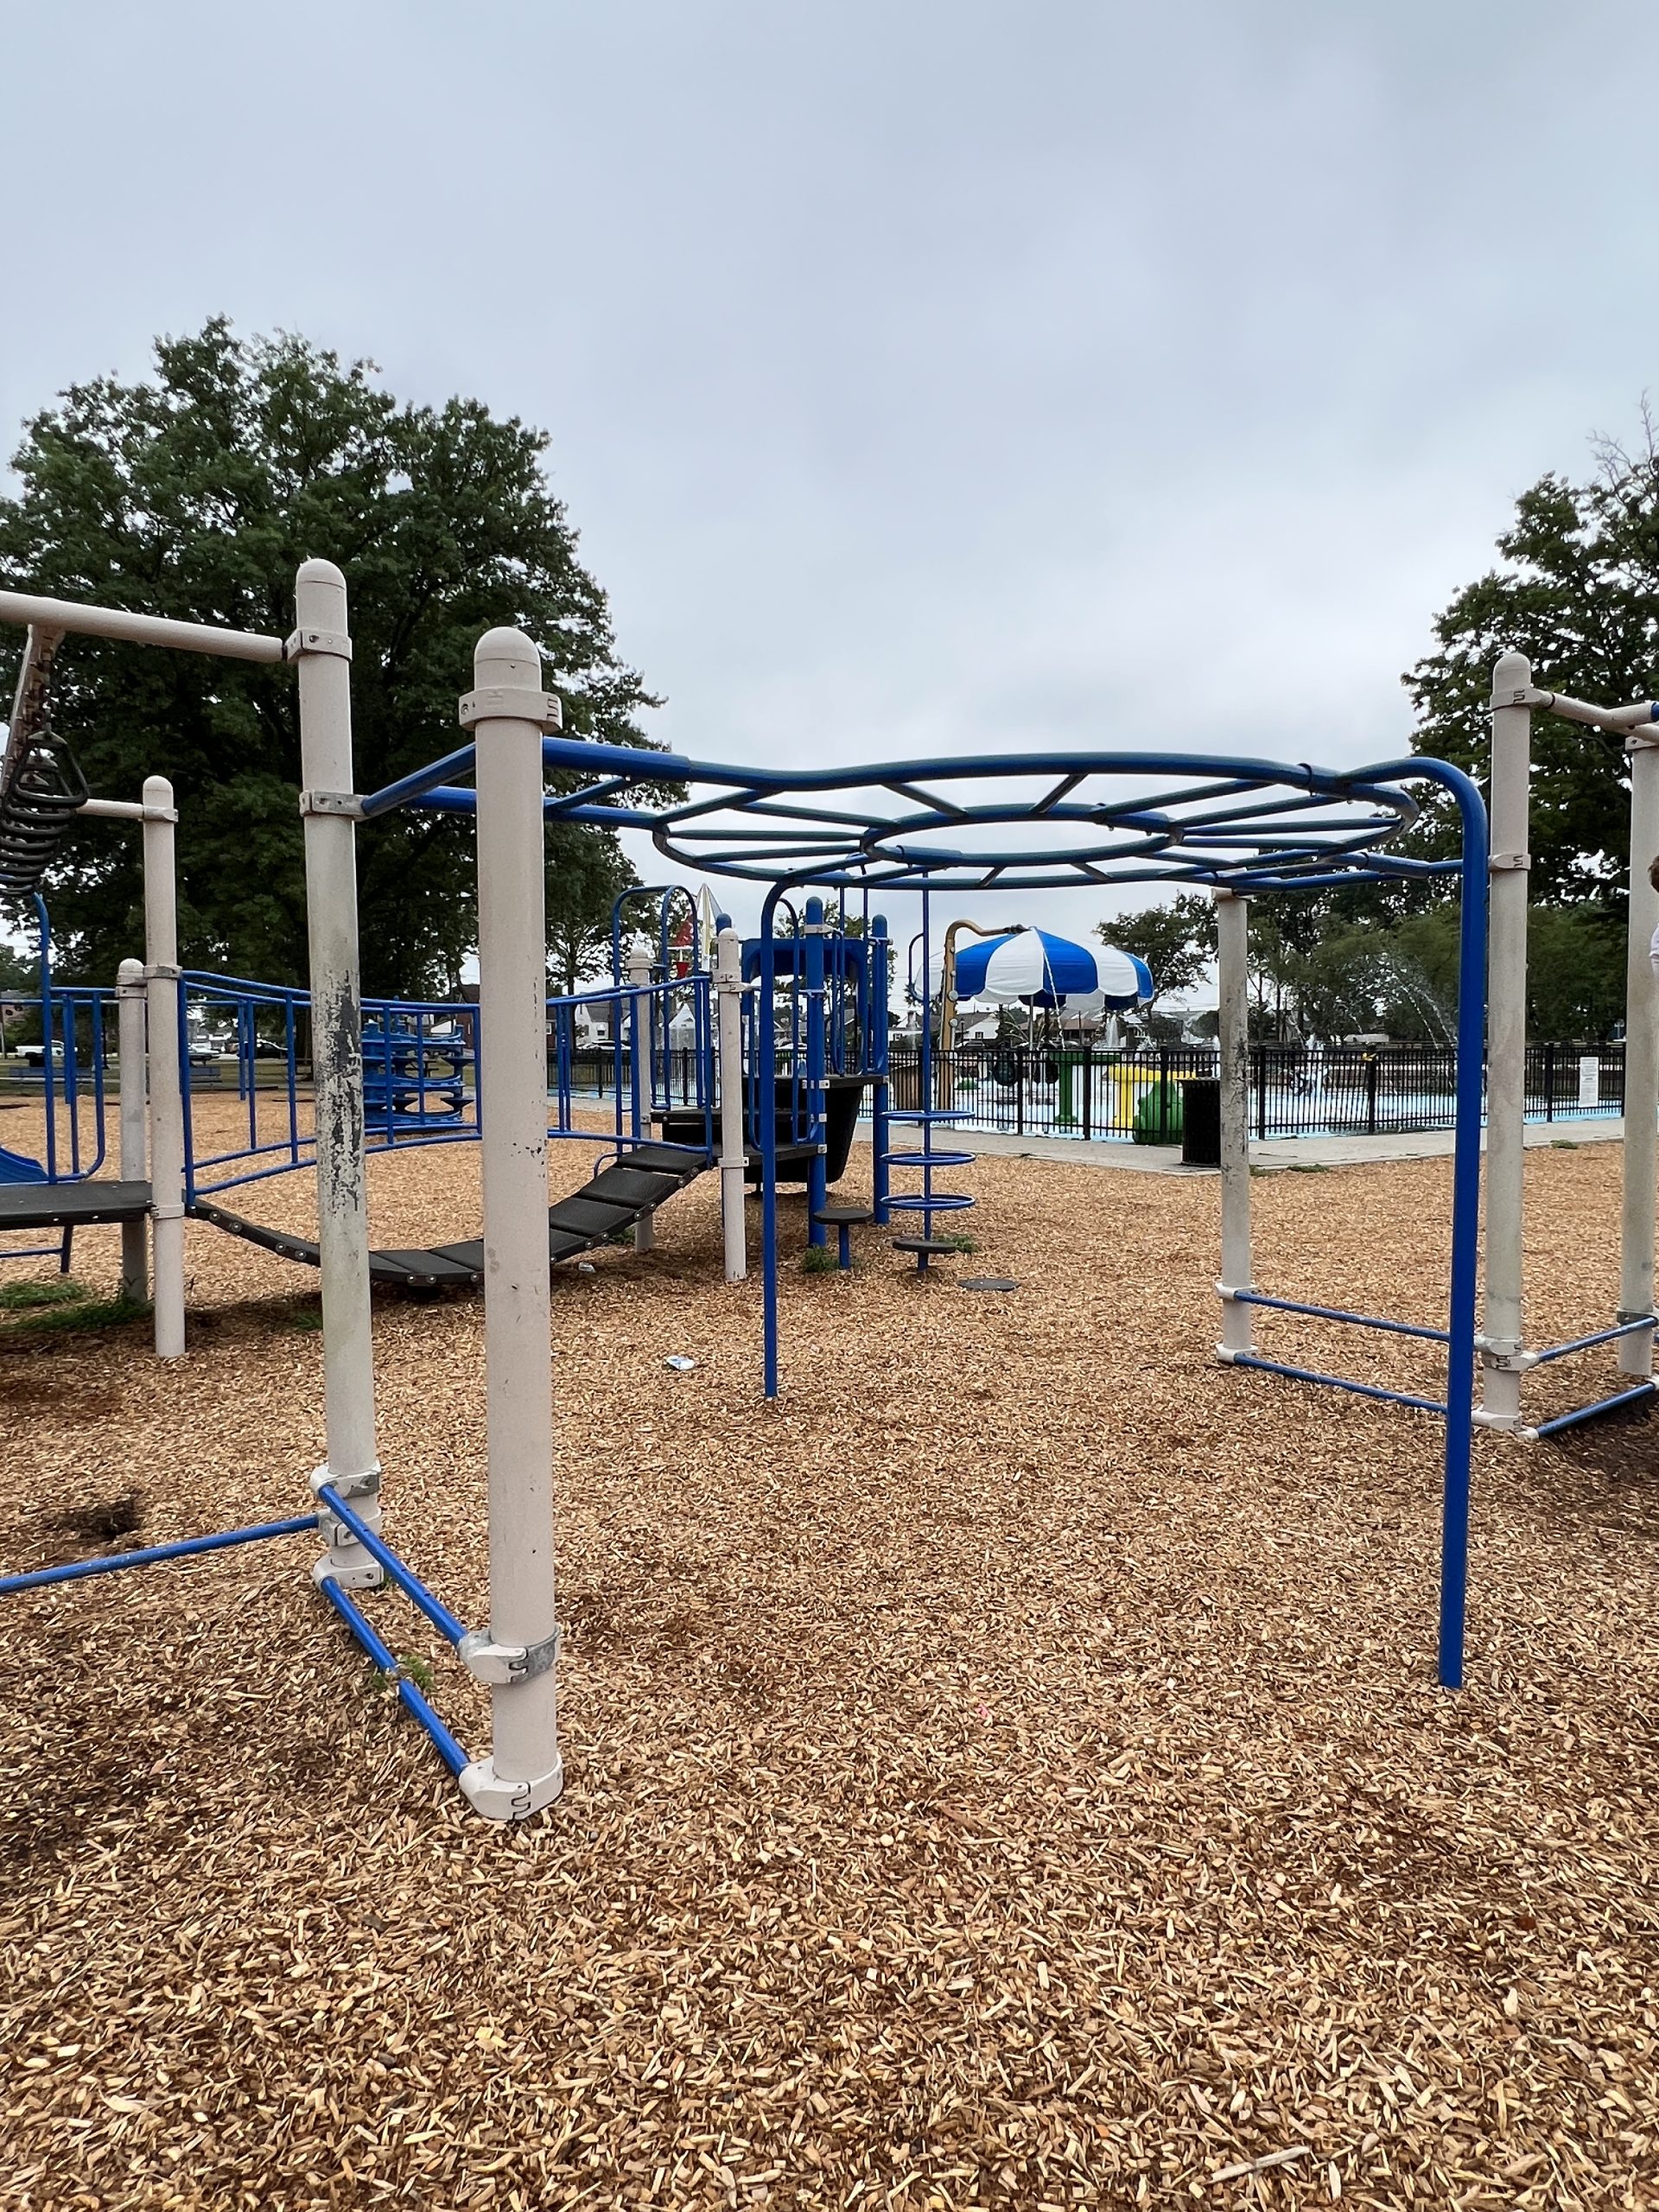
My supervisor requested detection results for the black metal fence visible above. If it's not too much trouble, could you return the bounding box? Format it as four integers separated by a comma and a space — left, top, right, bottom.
882, 1042, 1626, 1143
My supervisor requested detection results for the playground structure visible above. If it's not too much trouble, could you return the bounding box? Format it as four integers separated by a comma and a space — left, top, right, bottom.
0, 617, 189, 1355
1211, 652, 1659, 1447
0, 559, 1532, 1822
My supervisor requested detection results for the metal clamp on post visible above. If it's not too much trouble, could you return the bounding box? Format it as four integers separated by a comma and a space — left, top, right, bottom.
1477, 1338, 1536, 1373
308, 1465, 385, 1590
310, 1464, 382, 1504
458, 1625, 559, 1687
1489, 853, 1529, 873
458, 686, 564, 733
299, 789, 364, 819
284, 627, 354, 662
143, 960, 182, 982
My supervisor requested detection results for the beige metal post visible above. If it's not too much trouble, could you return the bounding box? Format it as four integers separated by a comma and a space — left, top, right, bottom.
1479, 652, 1532, 1427
1620, 727, 1659, 1373
456, 627, 565, 1821
141, 779, 186, 1361
1215, 889, 1254, 1357
116, 957, 148, 1304
293, 560, 382, 1587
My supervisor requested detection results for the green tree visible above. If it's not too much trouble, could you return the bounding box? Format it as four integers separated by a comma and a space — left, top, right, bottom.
1099, 894, 1216, 1004
1405, 424, 1659, 907
0, 320, 662, 997
546, 828, 639, 997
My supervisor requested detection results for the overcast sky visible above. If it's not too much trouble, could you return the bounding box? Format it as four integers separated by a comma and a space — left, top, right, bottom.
7, 0, 1659, 956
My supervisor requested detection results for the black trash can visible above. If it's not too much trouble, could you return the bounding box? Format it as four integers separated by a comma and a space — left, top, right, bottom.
1180, 1077, 1222, 1166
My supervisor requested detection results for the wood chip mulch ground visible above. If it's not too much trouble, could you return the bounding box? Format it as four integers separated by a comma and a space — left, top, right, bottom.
0, 1101, 1655, 2210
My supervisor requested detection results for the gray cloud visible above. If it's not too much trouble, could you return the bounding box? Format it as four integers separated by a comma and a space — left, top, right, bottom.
6, 0, 1659, 944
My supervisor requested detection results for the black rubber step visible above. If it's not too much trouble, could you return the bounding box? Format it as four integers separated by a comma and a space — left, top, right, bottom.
585, 1165, 683, 1210
813, 1205, 873, 1225
190, 1138, 718, 1292
546, 1193, 638, 1239
621, 1143, 710, 1181
893, 1236, 961, 1256
429, 1239, 486, 1272
0, 1179, 151, 1230
373, 1248, 483, 1287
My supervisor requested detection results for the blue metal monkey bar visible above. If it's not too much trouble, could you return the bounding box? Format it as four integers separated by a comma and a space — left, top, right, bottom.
362, 735, 1490, 1691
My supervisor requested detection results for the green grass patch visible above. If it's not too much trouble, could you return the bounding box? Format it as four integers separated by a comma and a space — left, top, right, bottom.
945, 1230, 979, 1254
1550, 1139, 1581, 1151
371, 1652, 436, 1698
1287, 1162, 1331, 1174
278, 1300, 327, 1332
801, 1243, 841, 1274
0, 1276, 90, 1310
5, 1294, 152, 1338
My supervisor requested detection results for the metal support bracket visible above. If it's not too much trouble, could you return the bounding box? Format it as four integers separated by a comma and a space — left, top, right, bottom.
299, 790, 364, 819
458, 686, 564, 732
1489, 852, 1530, 873
284, 627, 354, 662
1628, 728, 1659, 754
310, 1464, 382, 1504
458, 1625, 560, 1687
1477, 1340, 1535, 1372
144, 961, 182, 982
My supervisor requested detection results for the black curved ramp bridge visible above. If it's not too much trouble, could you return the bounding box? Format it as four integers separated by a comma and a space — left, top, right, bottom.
189, 1142, 711, 1292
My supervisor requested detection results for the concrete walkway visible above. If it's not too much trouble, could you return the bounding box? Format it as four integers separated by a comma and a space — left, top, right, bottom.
858, 1118, 1628, 1176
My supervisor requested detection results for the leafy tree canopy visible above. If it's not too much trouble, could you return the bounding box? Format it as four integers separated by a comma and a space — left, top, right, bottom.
1405, 423, 1659, 906
1097, 895, 1216, 1004
0, 320, 657, 996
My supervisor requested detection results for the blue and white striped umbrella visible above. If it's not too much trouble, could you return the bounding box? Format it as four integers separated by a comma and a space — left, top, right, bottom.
949, 927, 1153, 1009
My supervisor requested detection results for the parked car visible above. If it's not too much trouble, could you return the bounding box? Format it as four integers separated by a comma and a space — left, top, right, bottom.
15, 1041, 63, 1068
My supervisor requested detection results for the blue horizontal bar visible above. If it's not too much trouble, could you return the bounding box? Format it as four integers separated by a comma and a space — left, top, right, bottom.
0, 1513, 318, 1598
317, 1576, 471, 1779
1531, 1382, 1657, 1438
1229, 1352, 1447, 1417
1236, 1290, 1450, 1344
359, 744, 478, 820
1531, 1317, 1657, 1365
407, 785, 658, 830
315, 1484, 469, 1647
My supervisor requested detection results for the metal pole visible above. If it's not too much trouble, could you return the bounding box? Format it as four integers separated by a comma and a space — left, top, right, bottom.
1215, 890, 1254, 1356
1620, 726, 1659, 1375
1479, 651, 1531, 1429
457, 627, 563, 1821
715, 922, 747, 1282
627, 945, 657, 1254
760, 891, 782, 1398
141, 779, 186, 1361
0, 588, 284, 663
116, 957, 147, 1304
1436, 764, 1491, 1690
803, 895, 829, 1243
870, 915, 891, 1226
291, 561, 381, 1587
